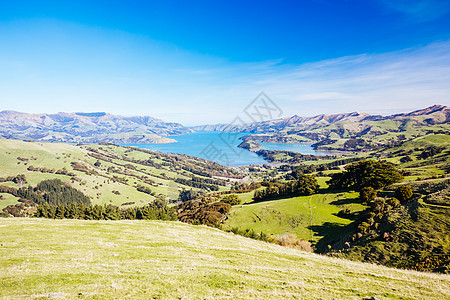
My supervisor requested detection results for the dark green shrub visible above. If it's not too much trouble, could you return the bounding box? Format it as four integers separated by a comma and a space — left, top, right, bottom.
360, 187, 377, 204
357, 222, 370, 233
395, 185, 413, 202
386, 197, 401, 208
221, 194, 240, 206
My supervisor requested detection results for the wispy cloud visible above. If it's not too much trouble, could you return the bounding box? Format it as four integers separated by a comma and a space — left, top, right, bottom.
245, 41, 450, 116
149, 41, 450, 124
377, 0, 450, 21
1, 19, 449, 125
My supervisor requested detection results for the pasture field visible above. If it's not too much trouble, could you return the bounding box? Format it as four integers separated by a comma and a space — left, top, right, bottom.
224, 191, 364, 245
1, 218, 449, 299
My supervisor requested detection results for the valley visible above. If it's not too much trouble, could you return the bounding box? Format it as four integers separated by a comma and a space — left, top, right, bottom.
0, 106, 449, 298
3, 2, 450, 298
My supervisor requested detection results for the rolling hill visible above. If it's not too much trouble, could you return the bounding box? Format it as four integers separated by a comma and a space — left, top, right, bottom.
224, 134, 450, 273
0, 139, 240, 211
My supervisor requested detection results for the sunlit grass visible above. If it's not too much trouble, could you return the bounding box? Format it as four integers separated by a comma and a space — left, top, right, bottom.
224, 192, 364, 243
1, 218, 448, 299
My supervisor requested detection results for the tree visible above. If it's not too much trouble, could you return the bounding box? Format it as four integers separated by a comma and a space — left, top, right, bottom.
55, 204, 66, 219
327, 160, 403, 191
400, 155, 413, 163
395, 185, 413, 202
178, 189, 203, 202
254, 175, 319, 201
295, 175, 319, 195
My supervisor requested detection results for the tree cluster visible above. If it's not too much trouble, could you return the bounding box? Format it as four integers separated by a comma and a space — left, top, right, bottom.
0, 174, 27, 184
1, 199, 37, 217
256, 149, 336, 164
136, 184, 154, 195
418, 146, 444, 160
177, 199, 231, 227
1, 179, 90, 207
34, 197, 176, 221
220, 194, 240, 206
178, 189, 204, 202
175, 177, 219, 191
254, 175, 319, 201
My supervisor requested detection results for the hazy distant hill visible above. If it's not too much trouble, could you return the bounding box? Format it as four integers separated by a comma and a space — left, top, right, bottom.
193, 105, 449, 132
1, 105, 447, 147
0, 111, 193, 144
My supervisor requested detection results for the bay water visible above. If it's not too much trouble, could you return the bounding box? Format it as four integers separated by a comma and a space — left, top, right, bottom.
124, 131, 332, 166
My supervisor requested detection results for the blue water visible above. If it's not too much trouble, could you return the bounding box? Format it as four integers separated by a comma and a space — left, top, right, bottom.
123, 132, 332, 166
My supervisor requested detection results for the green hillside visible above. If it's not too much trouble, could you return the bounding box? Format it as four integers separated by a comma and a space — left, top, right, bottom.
224, 135, 449, 271
0, 139, 239, 209
1, 218, 449, 299
1, 133, 449, 279
224, 191, 365, 244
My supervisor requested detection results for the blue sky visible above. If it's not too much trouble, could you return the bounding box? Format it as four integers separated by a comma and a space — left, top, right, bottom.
0, 0, 449, 125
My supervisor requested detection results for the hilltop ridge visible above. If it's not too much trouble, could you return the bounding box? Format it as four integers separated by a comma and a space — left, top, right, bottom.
192, 104, 449, 132
193, 104, 449, 151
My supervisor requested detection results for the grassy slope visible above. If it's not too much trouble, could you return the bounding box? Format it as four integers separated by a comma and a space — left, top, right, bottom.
224, 191, 365, 244
0, 193, 20, 210
337, 195, 450, 270
384, 134, 450, 180
307, 121, 449, 151
1, 218, 449, 299
0, 139, 236, 207
0, 140, 155, 206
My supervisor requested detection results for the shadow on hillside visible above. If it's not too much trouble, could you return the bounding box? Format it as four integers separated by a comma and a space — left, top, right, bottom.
309, 222, 355, 253
244, 189, 355, 206
319, 188, 354, 195
243, 195, 292, 205
328, 197, 360, 206
331, 210, 364, 221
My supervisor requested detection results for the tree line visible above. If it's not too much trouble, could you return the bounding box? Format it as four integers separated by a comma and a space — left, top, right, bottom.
1, 178, 176, 221
34, 198, 176, 221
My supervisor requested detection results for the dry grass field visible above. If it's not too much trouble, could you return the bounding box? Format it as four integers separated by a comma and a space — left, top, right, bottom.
1, 218, 449, 299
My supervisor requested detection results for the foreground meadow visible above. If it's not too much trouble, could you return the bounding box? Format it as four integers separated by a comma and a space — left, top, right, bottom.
0, 218, 449, 299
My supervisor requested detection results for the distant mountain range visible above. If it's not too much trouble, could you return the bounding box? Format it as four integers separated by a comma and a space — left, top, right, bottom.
193, 104, 449, 133
0, 105, 448, 147
0, 111, 192, 144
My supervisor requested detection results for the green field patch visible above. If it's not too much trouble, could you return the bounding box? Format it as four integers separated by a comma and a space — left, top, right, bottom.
0, 193, 20, 210
224, 191, 364, 244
